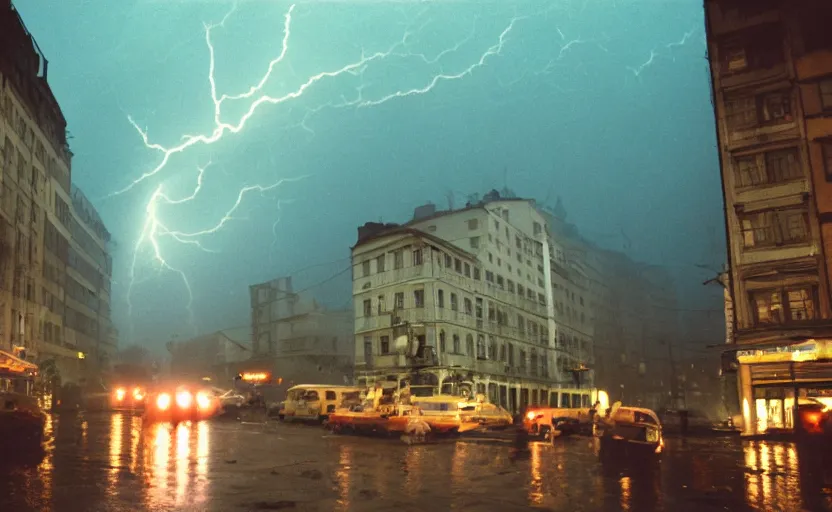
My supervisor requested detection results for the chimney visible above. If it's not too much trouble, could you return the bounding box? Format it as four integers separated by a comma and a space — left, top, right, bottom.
412, 203, 437, 221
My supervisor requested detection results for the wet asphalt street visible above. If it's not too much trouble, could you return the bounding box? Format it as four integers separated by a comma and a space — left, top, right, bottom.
1, 412, 831, 512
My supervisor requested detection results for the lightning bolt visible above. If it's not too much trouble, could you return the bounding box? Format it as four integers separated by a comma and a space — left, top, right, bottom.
628, 27, 702, 78
122, 3, 524, 338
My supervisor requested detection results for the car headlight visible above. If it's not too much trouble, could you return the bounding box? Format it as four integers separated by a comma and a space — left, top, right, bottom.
196, 392, 211, 410
133, 388, 145, 401
176, 390, 193, 409
526, 411, 536, 420
157, 393, 171, 411
115, 388, 126, 401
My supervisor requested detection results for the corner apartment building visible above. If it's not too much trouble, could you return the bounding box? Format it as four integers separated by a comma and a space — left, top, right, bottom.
67, 185, 117, 384
705, 0, 832, 434
0, 1, 82, 383
250, 276, 354, 386
352, 193, 596, 415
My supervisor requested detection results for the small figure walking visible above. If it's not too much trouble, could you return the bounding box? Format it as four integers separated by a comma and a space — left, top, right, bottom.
509, 421, 531, 462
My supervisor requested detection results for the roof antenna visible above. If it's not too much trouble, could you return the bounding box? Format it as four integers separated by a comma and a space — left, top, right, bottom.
445, 190, 454, 211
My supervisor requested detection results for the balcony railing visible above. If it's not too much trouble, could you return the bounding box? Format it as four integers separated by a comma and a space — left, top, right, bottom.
353, 264, 434, 294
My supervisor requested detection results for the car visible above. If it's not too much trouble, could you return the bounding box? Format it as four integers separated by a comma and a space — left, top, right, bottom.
143, 385, 220, 424
110, 385, 148, 412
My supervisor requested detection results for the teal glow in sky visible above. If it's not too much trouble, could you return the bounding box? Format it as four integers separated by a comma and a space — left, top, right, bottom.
15, 0, 722, 348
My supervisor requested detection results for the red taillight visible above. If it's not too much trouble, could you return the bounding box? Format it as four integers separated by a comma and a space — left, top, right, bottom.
805, 411, 822, 425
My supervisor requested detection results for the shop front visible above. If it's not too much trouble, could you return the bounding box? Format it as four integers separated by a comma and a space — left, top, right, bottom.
736, 339, 832, 435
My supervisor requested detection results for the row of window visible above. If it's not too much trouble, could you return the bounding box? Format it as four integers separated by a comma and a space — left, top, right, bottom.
750, 284, 817, 326
71, 216, 112, 274
725, 88, 793, 133
68, 246, 104, 290
733, 138, 832, 189
717, 15, 832, 78
362, 288, 550, 343
739, 207, 810, 250
71, 189, 112, 243
65, 274, 99, 313
64, 305, 98, 337
1, 136, 44, 198
360, 244, 548, 309
364, 331, 550, 376
0, 73, 71, 190
486, 249, 545, 290
44, 218, 69, 262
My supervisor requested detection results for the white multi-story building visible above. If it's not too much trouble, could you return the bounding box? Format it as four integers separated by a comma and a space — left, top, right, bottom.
351, 194, 595, 414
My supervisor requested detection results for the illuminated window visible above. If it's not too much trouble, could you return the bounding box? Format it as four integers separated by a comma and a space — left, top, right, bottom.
739, 208, 809, 249
749, 285, 818, 325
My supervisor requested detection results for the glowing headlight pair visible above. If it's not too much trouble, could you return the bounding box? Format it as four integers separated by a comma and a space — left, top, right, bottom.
115, 387, 144, 401
155, 390, 211, 411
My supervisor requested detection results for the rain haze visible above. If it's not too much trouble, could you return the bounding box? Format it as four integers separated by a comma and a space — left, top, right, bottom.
14, 0, 724, 350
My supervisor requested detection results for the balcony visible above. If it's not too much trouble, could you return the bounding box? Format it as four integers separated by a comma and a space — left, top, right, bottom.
367, 354, 399, 369
476, 358, 505, 375
442, 353, 473, 368
355, 315, 392, 333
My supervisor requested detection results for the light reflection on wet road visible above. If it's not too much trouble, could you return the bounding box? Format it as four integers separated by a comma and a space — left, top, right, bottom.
1, 412, 831, 511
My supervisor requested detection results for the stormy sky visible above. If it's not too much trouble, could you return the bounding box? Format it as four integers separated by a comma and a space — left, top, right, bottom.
15, 0, 724, 351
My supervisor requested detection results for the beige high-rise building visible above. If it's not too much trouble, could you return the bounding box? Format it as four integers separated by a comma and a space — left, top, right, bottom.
0, 1, 83, 384
705, 0, 832, 435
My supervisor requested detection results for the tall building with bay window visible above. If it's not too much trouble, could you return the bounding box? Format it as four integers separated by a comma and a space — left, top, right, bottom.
705, 0, 832, 435
351, 192, 596, 415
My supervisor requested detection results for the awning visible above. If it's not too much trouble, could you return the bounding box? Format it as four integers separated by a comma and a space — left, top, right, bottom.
0, 350, 38, 374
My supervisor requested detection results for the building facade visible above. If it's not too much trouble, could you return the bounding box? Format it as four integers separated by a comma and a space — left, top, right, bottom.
705, 0, 832, 434
352, 195, 596, 415
168, 327, 251, 385
67, 185, 116, 385
250, 276, 354, 386
0, 1, 83, 384
540, 199, 685, 410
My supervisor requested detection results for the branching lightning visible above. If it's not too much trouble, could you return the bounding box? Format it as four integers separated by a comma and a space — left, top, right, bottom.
628, 26, 701, 78
122, 2, 524, 338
